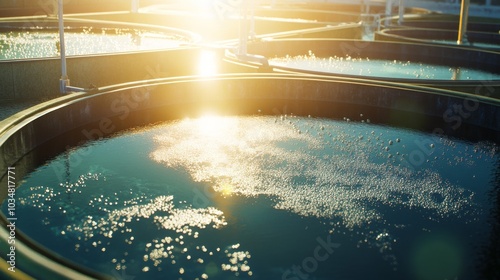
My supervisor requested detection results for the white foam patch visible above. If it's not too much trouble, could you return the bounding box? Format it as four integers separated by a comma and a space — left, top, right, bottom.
76, 195, 227, 241
150, 115, 474, 228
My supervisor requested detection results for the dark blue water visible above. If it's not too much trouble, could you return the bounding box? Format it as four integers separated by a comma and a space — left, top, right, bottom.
4, 115, 498, 280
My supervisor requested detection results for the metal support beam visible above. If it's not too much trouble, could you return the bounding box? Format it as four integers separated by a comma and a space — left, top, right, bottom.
58, 0, 70, 94
58, 0, 86, 94
238, 0, 249, 56
131, 0, 140, 13
385, 0, 393, 27
398, 0, 405, 25
249, 0, 256, 41
457, 0, 470, 45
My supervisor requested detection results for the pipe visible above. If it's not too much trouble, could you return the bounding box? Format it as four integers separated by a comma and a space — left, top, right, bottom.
364, 0, 370, 14
398, 0, 404, 25
249, 0, 256, 41
58, 0, 69, 94
238, 0, 249, 56
57, 0, 87, 94
457, 0, 470, 45
385, 0, 393, 27
131, 0, 140, 13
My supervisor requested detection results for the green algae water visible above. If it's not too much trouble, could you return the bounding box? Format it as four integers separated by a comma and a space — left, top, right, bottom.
3, 115, 498, 279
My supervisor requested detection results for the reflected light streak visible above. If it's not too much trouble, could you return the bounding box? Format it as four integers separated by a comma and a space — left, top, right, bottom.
218, 181, 235, 197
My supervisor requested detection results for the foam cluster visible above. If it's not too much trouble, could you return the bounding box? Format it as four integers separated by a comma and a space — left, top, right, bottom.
150, 115, 491, 267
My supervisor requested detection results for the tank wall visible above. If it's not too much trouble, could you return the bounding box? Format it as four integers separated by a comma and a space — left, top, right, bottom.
0, 47, 203, 101
401, 20, 500, 33
375, 28, 500, 52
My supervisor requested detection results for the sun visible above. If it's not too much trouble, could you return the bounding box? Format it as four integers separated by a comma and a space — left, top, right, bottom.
197, 49, 218, 76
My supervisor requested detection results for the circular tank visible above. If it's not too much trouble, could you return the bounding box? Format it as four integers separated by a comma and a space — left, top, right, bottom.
0, 18, 202, 101
225, 38, 500, 96
1, 74, 499, 279
0, 18, 200, 60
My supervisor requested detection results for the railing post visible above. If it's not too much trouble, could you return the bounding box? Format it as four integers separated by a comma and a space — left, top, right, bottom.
457, 0, 470, 45
131, 0, 140, 13
238, 0, 249, 56
58, 0, 70, 94
398, 0, 405, 25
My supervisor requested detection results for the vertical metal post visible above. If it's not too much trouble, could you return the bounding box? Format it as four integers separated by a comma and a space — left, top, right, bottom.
249, 0, 255, 40
131, 0, 139, 13
238, 0, 248, 56
398, 0, 404, 25
457, 0, 470, 45
58, 0, 69, 94
385, 0, 393, 27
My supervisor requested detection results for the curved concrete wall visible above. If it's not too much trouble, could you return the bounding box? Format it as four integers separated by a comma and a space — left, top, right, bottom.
0, 47, 206, 101
400, 20, 500, 33
375, 28, 500, 52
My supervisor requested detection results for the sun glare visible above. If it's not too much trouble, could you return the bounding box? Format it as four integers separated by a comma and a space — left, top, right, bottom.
197, 49, 218, 76
195, 114, 234, 137
218, 182, 234, 197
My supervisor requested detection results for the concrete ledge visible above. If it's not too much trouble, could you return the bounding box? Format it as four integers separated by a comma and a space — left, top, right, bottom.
0, 47, 205, 101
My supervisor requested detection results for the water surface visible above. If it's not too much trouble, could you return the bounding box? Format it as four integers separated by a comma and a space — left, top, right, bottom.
0, 28, 188, 60
5, 115, 498, 279
269, 52, 500, 80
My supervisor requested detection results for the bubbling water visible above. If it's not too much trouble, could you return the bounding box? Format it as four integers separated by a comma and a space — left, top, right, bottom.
269, 51, 500, 80
5, 115, 497, 279
0, 27, 188, 60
